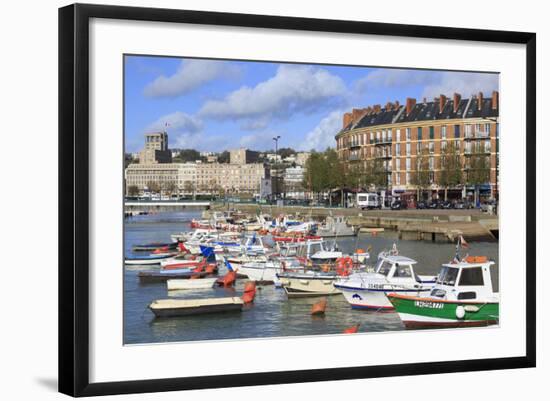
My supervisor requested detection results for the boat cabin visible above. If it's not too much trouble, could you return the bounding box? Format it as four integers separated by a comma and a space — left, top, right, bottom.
375, 255, 422, 284
430, 257, 496, 301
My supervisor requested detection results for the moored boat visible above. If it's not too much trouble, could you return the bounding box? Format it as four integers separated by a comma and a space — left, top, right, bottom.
149, 297, 244, 317
167, 277, 218, 290
388, 256, 499, 328
334, 254, 436, 310
125, 253, 177, 265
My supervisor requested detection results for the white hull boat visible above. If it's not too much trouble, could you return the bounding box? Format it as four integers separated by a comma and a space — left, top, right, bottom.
167, 277, 218, 290
334, 255, 436, 310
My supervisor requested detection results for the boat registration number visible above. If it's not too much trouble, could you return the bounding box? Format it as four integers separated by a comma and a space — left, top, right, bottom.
415, 301, 444, 309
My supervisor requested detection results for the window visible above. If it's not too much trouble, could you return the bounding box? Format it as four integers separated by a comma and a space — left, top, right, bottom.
464, 142, 472, 154
406, 157, 411, 171
406, 172, 411, 184
441, 140, 447, 151
393, 264, 412, 278
441, 125, 447, 140
396, 158, 401, 170
377, 131, 381, 142
396, 143, 401, 156
485, 139, 491, 152
458, 291, 477, 300
454, 124, 460, 138
465, 124, 472, 138
430, 288, 446, 298
417, 127, 423, 140
429, 126, 434, 139
406, 128, 411, 141
437, 266, 460, 286
396, 129, 401, 141
370, 132, 374, 143
377, 261, 393, 276
429, 157, 434, 170
429, 142, 434, 154
458, 267, 484, 286
395, 172, 401, 185
406, 143, 411, 155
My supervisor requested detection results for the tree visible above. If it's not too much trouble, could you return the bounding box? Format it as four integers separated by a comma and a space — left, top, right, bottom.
173, 149, 203, 163
218, 151, 230, 163
465, 142, 490, 205
146, 181, 160, 194
411, 147, 431, 201
278, 147, 296, 159
184, 181, 195, 199
164, 181, 177, 197
438, 141, 463, 200
303, 151, 326, 202
127, 185, 139, 197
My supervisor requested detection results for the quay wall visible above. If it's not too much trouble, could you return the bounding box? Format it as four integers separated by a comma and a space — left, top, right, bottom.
209, 203, 498, 242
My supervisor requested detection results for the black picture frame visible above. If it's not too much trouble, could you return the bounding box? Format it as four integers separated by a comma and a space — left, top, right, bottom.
59, 3, 536, 397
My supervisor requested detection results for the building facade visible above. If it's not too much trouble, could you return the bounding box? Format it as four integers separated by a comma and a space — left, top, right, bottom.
335, 91, 499, 200
139, 132, 172, 164
126, 136, 267, 196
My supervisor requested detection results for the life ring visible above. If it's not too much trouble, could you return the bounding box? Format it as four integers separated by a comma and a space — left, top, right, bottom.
336, 257, 353, 276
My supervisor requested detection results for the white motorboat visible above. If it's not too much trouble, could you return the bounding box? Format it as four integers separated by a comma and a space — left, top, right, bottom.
334, 254, 436, 310
316, 216, 357, 238
239, 258, 302, 283
277, 270, 342, 297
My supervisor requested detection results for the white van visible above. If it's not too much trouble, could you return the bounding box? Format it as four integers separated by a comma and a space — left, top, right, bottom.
357, 192, 380, 210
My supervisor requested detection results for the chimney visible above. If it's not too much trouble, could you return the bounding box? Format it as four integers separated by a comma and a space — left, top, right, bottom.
477, 92, 483, 111
373, 104, 381, 113
491, 91, 499, 110
406, 97, 416, 116
343, 112, 352, 128
453, 93, 461, 113
352, 108, 362, 122
423, 97, 427, 104
386, 101, 393, 110
366, 106, 372, 115
439, 94, 446, 113
394, 100, 400, 111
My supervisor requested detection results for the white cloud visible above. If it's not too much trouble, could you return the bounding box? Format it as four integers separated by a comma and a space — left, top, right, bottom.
147, 111, 203, 134
144, 59, 240, 98
420, 71, 499, 99
199, 65, 348, 125
239, 131, 281, 151
355, 68, 498, 100
300, 110, 343, 151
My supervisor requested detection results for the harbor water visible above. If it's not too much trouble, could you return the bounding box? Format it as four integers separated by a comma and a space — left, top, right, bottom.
124, 211, 499, 345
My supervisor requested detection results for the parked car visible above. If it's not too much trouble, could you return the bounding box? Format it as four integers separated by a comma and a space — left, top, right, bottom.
441, 200, 453, 209
428, 200, 442, 209
416, 201, 427, 209
391, 200, 407, 210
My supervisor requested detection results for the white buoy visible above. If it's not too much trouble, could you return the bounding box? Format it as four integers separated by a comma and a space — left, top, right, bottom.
456, 305, 466, 319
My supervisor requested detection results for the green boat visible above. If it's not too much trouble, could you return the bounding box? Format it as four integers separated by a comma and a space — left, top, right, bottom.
388, 257, 499, 329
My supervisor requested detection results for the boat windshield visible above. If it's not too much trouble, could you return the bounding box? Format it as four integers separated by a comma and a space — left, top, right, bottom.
376, 261, 393, 277
393, 264, 412, 278
436, 266, 459, 286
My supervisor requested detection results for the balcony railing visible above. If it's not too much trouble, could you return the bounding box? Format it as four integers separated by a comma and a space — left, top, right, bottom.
464, 131, 490, 140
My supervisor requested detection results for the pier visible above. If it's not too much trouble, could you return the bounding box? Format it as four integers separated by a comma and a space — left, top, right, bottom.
124, 200, 211, 213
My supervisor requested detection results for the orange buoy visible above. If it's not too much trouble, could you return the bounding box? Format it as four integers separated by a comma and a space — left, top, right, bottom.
372, 231, 378, 236
242, 281, 257, 304
343, 324, 360, 334
216, 270, 237, 287
311, 298, 328, 316
355, 248, 365, 254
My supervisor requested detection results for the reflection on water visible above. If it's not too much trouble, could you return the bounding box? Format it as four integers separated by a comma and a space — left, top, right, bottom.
123, 211, 498, 345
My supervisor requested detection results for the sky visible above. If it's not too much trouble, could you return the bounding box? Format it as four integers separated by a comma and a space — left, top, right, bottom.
124, 55, 499, 153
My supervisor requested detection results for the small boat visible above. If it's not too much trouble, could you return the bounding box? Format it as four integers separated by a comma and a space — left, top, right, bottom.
277, 270, 343, 297
316, 216, 357, 238
388, 256, 499, 329
124, 253, 177, 265
238, 258, 302, 284
334, 254, 436, 310
167, 277, 218, 290
149, 297, 244, 317
138, 268, 210, 283
132, 242, 178, 252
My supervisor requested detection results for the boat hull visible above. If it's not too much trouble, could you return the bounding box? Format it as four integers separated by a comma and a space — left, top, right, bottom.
335, 285, 431, 310
388, 294, 499, 329
149, 297, 244, 317
279, 275, 341, 298
167, 278, 217, 290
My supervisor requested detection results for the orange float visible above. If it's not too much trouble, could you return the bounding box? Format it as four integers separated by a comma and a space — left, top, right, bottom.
311, 298, 327, 316
343, 324, 360, 334
241, 281, 257, 304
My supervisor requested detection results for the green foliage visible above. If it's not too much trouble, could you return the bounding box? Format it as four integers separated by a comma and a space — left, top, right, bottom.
465, 142, 490, 185
411, 146, 431, 192
439, 141, 463, 188
217, 151, 230, 163
173, 149, 204, 163
127, 185, 139, 196
146, 181, 160, 193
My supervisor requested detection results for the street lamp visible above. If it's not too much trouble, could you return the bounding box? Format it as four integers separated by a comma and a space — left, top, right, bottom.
273, 135, 281, 200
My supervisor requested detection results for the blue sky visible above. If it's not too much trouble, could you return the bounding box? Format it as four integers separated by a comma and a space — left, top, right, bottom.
124, 55, 498, 153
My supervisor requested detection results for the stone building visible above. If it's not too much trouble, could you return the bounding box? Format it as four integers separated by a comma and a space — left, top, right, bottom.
335, 91, 499, 200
